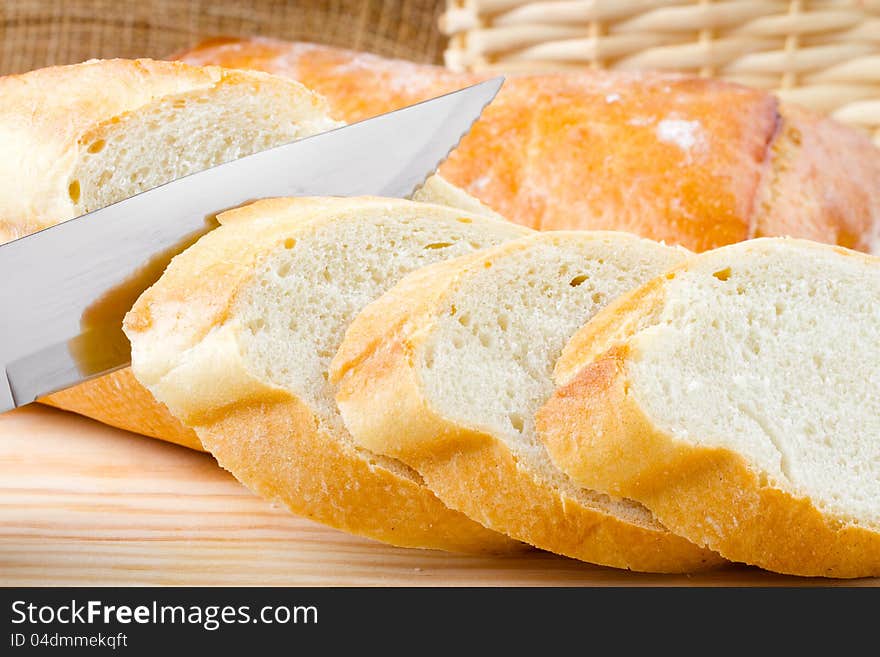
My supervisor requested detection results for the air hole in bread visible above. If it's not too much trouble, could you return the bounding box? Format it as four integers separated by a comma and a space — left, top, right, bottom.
591, 292, 603, 305
67, 180, 81, 204
425, 242, 453, 250
712, 267, 732, 281
87, 140, 106, 154
456, 217, 472, 224
508, 413, 524, 432
284, 238, 296, 249
569, 274, 589, 287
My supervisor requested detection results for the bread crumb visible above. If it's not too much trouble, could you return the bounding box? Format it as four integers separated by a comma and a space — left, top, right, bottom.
656, 119, 701, 151
628, 116, 653, 127
471, 176, 490, 190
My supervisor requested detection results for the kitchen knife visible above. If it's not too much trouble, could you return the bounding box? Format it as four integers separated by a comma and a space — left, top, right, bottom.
0, 77, 503, 412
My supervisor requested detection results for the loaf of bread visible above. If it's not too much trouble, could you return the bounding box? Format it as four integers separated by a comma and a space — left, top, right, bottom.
124, 195, 530, 552
179, 38, 880, 255
537, 238, 880, 577
0, 59, 494, 448
330, 231, 721, 572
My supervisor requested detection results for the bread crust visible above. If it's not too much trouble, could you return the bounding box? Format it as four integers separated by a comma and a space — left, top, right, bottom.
178, 37, 880, 255
332, 234, 722, 572
41, 370, 203, 451
124, 196, 524, 553
196, 390, 517, 553
537, 241, 880, 577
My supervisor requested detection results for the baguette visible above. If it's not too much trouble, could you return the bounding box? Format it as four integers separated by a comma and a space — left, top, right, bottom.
179, 38, 880, 255
124, 196, 530, 551
537, 238, 880, 577
331, 231, 721, 572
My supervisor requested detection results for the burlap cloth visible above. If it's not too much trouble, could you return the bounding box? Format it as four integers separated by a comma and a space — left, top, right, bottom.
0, 0, 445, 75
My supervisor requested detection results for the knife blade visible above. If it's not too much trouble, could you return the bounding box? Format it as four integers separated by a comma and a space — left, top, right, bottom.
0, 77, 503, 412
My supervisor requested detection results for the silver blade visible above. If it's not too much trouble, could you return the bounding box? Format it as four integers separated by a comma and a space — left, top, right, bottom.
0, 77, 503, 411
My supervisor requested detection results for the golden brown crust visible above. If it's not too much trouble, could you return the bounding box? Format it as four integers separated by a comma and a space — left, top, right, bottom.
176, 37, 880, 255
754, 104, 880, 252
332, 235, 722, 572
195, 392, 518, 554
123, 196, 524, 553
538, 348, 880, 578
415, 436, 720, 572
41, 369, 203, 451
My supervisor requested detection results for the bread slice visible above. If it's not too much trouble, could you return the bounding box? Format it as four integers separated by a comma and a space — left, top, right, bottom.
331, 231, 722, 572
537, 238, 880, 577
124, 196, 530, 552
0, 58, 339, 241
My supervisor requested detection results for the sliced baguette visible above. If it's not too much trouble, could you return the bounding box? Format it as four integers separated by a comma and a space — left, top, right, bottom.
537, 238, 880, 577
124, 196, 530, 552
331, 231, 722, 572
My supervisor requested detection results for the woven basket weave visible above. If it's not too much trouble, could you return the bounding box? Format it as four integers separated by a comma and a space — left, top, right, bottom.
442, 0, 880, 145
0, 0, 445, 75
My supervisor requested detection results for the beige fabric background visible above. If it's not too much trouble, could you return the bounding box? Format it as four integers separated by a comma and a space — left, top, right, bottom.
0, 0, 445, 75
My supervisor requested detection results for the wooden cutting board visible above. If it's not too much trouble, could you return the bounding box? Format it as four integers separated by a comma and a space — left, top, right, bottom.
1, 405, 875, 586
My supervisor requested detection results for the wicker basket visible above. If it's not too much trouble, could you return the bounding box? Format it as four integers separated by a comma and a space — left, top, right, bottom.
0, 0, 445, 75
442, 0, 880, 145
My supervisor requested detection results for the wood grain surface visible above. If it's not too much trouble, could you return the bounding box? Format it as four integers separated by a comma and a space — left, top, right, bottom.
0, 405, 875, 587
